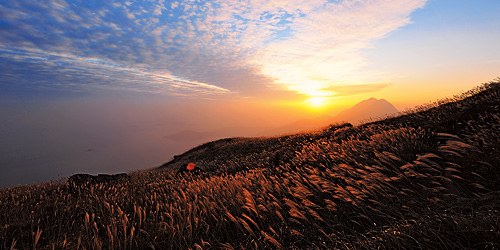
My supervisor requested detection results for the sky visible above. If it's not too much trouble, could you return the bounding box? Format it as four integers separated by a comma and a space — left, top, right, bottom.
1, 0, 499, 187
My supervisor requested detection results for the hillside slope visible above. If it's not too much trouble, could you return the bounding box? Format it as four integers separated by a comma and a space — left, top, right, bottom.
1, 80, 499, 249
159, 81, 499, 190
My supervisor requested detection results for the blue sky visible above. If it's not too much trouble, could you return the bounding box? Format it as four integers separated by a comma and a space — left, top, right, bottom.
0, 0, 425, 98
363, 0, 500, 106
1, 0, 499, 102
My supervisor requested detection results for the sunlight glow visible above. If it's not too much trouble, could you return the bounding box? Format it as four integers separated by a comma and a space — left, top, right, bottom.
305, 97, 329, 108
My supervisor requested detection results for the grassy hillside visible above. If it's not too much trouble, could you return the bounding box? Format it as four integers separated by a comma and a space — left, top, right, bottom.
1, 79, 500, 249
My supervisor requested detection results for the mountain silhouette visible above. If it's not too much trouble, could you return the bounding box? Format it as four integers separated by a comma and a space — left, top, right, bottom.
268, 98, 399, 135
334, 97, 399, 124
164, 126, 266, 142
263, 115, 334, 136
4, 81, 500, 250
165, 98, 400, 140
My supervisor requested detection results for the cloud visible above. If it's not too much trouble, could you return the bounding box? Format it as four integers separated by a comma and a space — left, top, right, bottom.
255, 0, 428, 97
0, 47, 231, 96
327, 83, 392, 97
194, 0, 427, 97
0, 0, 428, 98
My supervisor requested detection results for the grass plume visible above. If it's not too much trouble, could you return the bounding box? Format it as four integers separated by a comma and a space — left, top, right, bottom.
1, 79, 500, 249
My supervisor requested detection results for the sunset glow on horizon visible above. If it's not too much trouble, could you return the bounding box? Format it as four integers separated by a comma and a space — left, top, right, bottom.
1, 0, 500, 186
305, 97, 329, 108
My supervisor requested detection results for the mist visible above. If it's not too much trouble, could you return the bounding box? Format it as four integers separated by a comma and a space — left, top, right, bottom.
0, 91, 312, 188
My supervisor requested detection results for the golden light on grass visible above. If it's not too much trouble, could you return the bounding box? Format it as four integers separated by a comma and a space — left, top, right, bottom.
0, 81, 499, 249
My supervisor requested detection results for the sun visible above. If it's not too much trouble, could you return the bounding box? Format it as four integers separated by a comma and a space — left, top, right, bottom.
305, 97, 328, 108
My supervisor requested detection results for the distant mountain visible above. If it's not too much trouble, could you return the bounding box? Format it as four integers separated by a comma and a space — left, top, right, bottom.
164, 130, 220, 142
334, 97, 399, 125
264, 115, 334, 136
268, 98, 400, 135
164, 126, 266, 142
5, 81, 500, 249
165, 98, 400, 140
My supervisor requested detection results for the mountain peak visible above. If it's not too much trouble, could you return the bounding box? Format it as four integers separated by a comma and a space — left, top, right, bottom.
358, 97, 391, 104
335, 98, 399, 124
355, 97, 378, 106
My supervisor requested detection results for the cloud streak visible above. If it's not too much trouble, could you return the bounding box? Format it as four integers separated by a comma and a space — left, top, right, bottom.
0, 0, 428, 98
256, 0, 428, 97
0, 47, 231, 96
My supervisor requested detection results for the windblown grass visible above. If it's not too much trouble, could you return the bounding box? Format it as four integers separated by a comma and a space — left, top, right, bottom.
1, 79, 500, 249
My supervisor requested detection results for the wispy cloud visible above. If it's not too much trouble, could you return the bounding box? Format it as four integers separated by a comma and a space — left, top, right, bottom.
0, 47, 230, 96
249, 0, 428, 97
0, 0, 428, 98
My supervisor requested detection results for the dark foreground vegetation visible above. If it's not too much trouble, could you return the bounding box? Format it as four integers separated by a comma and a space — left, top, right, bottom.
1, 79, 500, 249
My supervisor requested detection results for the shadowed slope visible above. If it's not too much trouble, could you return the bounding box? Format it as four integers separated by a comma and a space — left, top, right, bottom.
1, 80, 500, 249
